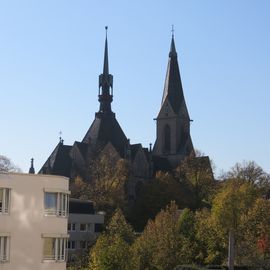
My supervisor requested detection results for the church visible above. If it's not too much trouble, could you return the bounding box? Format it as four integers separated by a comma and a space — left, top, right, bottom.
38, 29, 208, 198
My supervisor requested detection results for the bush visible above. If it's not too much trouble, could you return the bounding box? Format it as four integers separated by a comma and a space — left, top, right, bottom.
174, 265, 207, 270
205, 266, 252, 270
205, 266, 227, 269
174, 266, 252, 270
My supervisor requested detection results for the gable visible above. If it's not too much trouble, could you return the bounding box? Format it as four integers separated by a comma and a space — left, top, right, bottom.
132, 145, 150, 178
70, 142, 86, 168
157, 97, 177, 119
82, 116, 128, 158
99, 142, 121, 161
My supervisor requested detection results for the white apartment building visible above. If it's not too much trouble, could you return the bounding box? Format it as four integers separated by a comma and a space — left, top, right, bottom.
0, 173, 70, 270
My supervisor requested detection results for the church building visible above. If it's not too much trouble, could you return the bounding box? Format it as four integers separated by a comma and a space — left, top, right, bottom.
152, 34, 194, 168
39, 30, 206, 197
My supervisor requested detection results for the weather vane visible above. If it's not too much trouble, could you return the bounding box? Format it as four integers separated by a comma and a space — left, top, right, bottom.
171, 25, 174, 36
105, 26, 108, 37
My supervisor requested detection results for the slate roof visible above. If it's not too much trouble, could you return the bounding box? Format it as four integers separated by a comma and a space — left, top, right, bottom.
38, 142, 72, 177
73, 141, 88, 158
82, 115, 128, 158
177, 132, 194, 156
69, 198, 95, 214
143, 147, 151, 162
130, 144, 141, 161
188, 156, 214, 179
161, 36, 185, 114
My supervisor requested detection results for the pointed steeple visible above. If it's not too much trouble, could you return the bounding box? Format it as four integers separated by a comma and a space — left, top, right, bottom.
153, 31, 194, 168
98, 26, 114, 116
29, 158, 35, 174
161, 32, 184, 114
169, 34, 177, 57
103, 29, 109, 76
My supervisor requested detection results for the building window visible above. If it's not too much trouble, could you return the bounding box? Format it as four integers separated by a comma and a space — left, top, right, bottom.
79, 223, 93, 232
164, 124, 171, 153
94, 223, 103, 233
80, 223, 87, 232
43, 237, 67, 261
67, 240, 75, 250
0, 236, 10, 262
44, 192, 69, 217
0, 188, 10, 214
68, 223, 76, 232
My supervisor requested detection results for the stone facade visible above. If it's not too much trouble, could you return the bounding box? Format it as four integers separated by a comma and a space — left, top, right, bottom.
39, 33, 205, 197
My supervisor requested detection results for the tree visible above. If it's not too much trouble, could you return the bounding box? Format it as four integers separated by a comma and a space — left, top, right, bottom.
132, 201, 182, 270
67, 252, 89, 270
128, 171, 194, 231
211, 180, 258, 268
90, 234, 132, 270
176, 155, 215, 209
239, 198, 270, 267
0, 155, 21, 172
224, 160, 270, 188
70, 146, 130, 222
105, 208, 135, 243
177, 208, 200, 264
90, 155, 129, 221
89, 209, 135, 270
195, 208, 226, 265
70, 176, 90, 199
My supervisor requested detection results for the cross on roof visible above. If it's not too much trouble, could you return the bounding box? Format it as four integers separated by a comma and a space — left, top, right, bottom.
59, 131, 62, 142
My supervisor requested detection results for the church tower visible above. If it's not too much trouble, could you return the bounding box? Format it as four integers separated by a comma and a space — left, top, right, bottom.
153, 33, 194, 168
39, 28, 129, 178
81, 27, 128, 157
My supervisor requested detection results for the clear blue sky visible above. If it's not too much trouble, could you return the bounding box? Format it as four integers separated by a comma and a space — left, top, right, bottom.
0, 1, 269, 176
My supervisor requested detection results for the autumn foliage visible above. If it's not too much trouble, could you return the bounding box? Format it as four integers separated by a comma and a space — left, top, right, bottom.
68, 160, 270, 269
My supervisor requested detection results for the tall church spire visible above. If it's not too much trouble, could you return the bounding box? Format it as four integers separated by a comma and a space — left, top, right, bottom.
161, 33, 184, 114
169, 34, 177, 57
82, 26, 127, 155
153, 31, 194, 168
103, 27, 109, 76
98, 26, 114, 116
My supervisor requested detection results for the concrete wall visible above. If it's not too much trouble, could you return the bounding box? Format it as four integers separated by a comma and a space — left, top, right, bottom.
0, 173, 69, 270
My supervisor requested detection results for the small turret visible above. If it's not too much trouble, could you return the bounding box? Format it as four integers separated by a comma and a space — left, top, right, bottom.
29, 158, 35, 174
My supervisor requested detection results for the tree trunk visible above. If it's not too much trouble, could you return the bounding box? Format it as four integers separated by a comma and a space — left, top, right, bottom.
228, 229, 235, 270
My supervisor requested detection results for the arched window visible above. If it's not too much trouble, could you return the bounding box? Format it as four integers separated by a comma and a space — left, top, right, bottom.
164, 124, 171, 153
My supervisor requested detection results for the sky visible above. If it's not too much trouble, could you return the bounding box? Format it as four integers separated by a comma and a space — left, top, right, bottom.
0, 1, 269, 176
